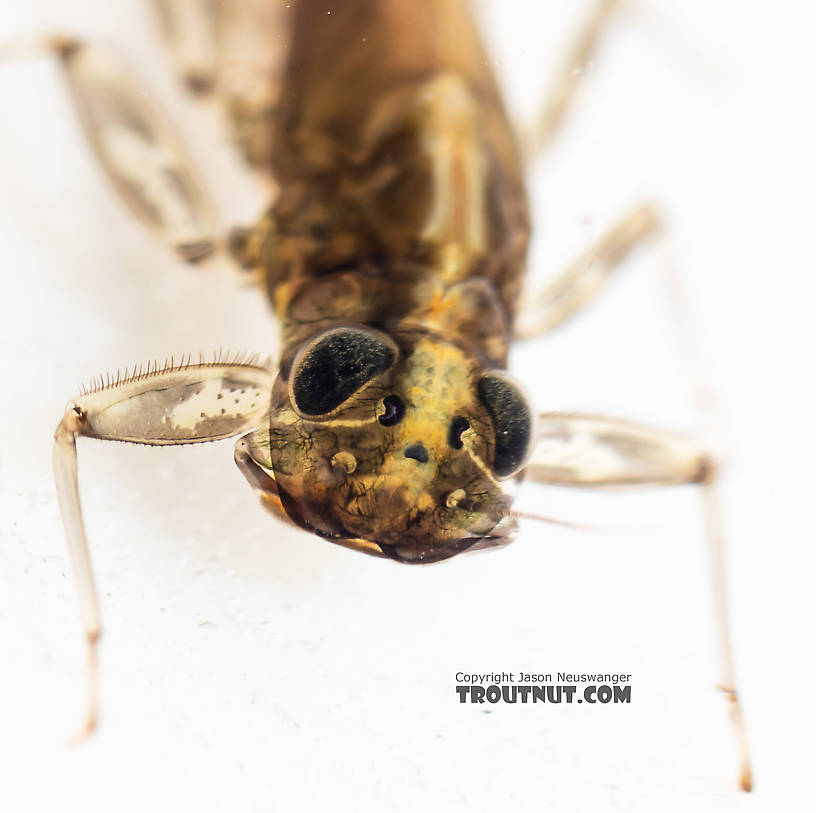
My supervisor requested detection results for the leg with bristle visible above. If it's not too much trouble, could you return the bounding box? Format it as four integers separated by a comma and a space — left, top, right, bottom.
53, 358, 273, 733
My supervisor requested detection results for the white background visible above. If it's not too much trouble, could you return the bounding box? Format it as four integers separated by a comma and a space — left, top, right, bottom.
1, 1, 813, 811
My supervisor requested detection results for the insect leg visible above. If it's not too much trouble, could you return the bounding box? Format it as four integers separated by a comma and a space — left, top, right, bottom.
522, 0, 620, 161
701, 475, 753, 792
152, 0, 292, 274
524, 414, 753, 791
52, 356, 273, 733
154, 0, 291, 172
1, 36, 219, 261
514, 203, 660, 339
153, 0, 219, 94
525, 413, 710, 487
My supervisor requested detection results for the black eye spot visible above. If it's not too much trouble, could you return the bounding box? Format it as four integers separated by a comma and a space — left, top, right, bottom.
448, 416, 470, 449
379, 395, 405, 426
404, 443, 429, 463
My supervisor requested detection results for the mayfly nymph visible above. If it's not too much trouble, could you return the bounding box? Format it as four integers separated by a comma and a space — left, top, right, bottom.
6, 0, 751, 790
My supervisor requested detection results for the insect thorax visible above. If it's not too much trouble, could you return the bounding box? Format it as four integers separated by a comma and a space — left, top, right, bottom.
243, 66, 530, 355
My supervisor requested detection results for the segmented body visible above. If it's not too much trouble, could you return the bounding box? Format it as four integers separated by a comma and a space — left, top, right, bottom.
245, 0, 529, 363
31, 4, 751, 783
236, 0, 535, 563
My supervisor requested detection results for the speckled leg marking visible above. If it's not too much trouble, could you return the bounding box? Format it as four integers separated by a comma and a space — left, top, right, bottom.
53, 356, 273, 732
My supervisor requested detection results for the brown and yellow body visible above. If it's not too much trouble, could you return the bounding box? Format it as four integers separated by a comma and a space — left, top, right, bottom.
40, 4, 752, 781
244, 0, 529, 359
237, 0, 535, 563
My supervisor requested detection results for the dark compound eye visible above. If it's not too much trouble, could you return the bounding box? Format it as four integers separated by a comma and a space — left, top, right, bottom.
477, 374, 533, 477
448, 416, 470, 449
290, 326, 396, 416
378, 395, 405, 426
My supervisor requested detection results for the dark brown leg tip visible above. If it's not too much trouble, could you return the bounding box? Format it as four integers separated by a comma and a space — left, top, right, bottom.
184, 73, 214, 95
176, 239, 216, 264
227, 227, 257, 270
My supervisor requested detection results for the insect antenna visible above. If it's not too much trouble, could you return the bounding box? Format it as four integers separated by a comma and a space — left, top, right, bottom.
510, 510, 648, 537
